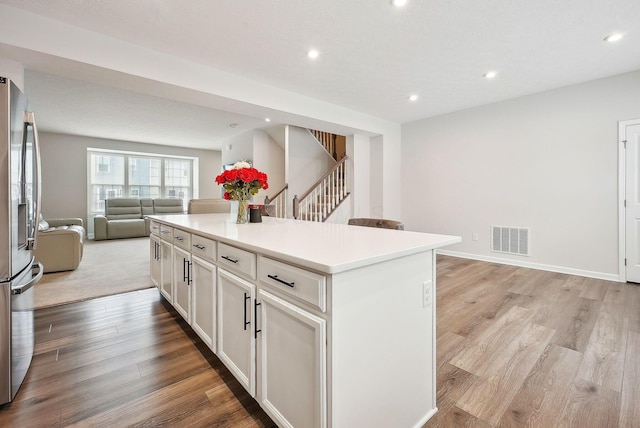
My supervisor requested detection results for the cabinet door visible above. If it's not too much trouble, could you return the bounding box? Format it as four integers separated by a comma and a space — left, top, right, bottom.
160, 240, 173, 302
257, 289, 327, 428
217, 268, 255, 396
173, 246, 191, 323
192, 255, 216, 351
150, 234, 161, 288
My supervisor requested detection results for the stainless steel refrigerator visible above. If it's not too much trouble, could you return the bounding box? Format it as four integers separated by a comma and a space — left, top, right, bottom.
0, 76, 43, 405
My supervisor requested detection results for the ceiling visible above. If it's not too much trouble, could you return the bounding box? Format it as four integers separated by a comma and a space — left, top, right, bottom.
1, 0, 640, 150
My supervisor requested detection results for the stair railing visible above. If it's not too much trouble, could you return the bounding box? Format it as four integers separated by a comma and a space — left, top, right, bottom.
263, 184, 288, 218
293, 156, 349, 222
309, 129, 337, 160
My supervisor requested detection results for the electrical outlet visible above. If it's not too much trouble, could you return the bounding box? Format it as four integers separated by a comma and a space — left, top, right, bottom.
423, 280, 432, 308
472, 232, 479, 241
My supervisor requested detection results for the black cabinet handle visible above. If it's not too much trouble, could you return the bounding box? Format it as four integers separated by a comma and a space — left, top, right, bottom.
254, 301, 261, 338
221, 255, 239, 264
243, 292, 251, 331
193, 244, 206, 250
268, 274, 295, 288
183, 258, 192, 284
175, 236, 184, 242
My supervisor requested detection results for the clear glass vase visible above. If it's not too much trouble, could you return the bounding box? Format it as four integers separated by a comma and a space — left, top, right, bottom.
236, 199, 249, 224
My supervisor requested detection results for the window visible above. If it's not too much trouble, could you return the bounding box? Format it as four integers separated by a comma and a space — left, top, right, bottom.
89, 153, 125, 213
88, 149, 197, 216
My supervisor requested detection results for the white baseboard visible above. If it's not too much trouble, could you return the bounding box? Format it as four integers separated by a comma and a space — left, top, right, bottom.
436, 249, 621, 282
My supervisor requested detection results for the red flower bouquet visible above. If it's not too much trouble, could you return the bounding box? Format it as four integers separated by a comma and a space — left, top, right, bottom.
215, 161, 268, 201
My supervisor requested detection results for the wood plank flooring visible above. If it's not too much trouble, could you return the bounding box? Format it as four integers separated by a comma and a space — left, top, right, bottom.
0, 290, 276, 427
0, 255, 638, 427
431, 256, 640, 427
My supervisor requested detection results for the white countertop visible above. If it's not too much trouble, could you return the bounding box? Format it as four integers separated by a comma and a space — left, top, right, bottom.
150, 213, 461, 274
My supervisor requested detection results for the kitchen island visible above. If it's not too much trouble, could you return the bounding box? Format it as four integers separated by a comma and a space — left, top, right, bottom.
148, 213, 461, 428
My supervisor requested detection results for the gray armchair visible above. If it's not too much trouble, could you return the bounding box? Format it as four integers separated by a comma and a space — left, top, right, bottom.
34, 216, 85, 273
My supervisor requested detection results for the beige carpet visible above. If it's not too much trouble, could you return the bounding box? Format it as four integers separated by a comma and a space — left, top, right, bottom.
34, 237, 155, 309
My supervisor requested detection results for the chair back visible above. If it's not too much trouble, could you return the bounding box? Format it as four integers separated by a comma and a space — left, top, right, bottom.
188, 199, 231, 214
348, 218, 405, 230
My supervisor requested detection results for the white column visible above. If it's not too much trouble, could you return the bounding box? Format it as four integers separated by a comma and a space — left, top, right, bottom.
370, 135, 384, 218
380, 128, 402, 220
346, 134, 371, 219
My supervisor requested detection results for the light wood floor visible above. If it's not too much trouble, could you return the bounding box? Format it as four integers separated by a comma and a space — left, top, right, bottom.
0, 289, 276, 427
0, 255, 638, 427
430, 256, 640, 427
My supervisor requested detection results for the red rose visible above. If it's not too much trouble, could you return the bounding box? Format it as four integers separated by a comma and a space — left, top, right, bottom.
223, 192, 231, 200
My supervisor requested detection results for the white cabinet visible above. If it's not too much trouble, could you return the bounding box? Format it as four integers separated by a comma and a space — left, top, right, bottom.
150, 234, 161, 288
173, 245, 192, 323
191, 255, 216, 351
257, 289, 327, 428
160, 239, 173, 302
191, 234, 216, 262
218, 242, 256, 280
217, 268, 256, 396
147, 215, 454, 427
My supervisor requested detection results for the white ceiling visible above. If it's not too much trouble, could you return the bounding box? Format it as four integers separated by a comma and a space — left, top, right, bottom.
1, 0, 640, 150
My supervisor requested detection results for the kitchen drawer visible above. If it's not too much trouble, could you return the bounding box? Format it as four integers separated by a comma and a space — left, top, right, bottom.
191, 234, 216, 262
258, 257, 326, 312
172, 228, 192, 250
218, 243, 256, 280
150, 221, 161, 236
159, 224, 173, 241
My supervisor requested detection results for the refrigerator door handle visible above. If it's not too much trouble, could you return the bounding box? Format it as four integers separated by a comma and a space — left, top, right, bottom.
24, 112, 41, 251
12, 263, 43, 295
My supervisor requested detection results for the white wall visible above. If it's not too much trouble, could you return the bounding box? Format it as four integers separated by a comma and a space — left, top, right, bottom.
402, 70, 640, 280
220, 131, 253, 167
252, 129, 285, 202
220, 129, 285, 203
288, 126, 335, 203
39, 132, 221, 228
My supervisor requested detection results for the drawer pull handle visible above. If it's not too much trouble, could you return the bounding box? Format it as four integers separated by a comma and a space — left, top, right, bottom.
268, 274, 295, 288
161, 230, 170, 234
193, 244, 206, 250
175, 236, 184, 241
221, 255, 239, 264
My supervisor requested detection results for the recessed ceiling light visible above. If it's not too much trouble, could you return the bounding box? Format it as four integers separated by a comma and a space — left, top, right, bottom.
391, 0, 408, 7
265, 118, 271, 122
408, 94, 418, 102
483, 71, 497, 79
307, 49, 320, 59
604, 33, 623, 42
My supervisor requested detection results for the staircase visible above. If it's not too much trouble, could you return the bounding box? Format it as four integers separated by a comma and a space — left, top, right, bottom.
309, 130, 338, 160
263, 184, 288, 218
262, 127, 350, 222
293, 156, 349, 222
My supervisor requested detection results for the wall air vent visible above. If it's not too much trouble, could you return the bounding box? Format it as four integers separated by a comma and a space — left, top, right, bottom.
491, 225, 530, 256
